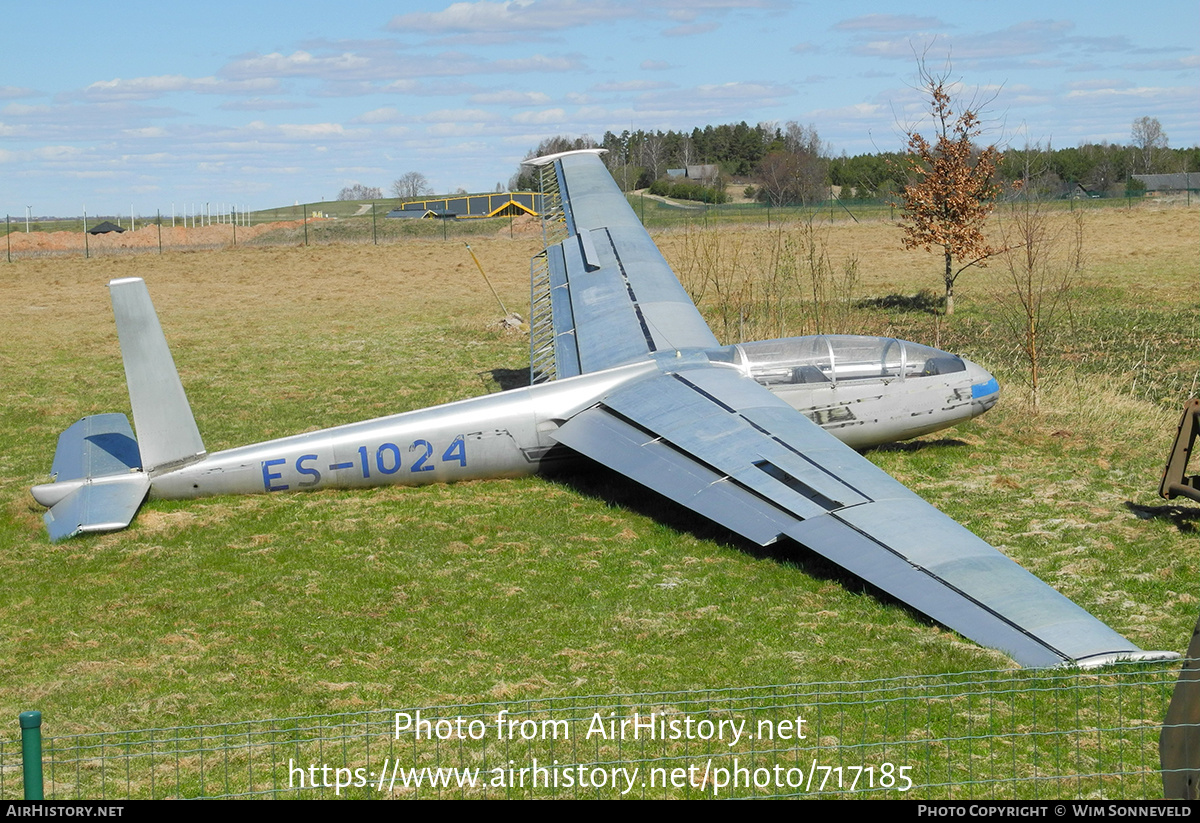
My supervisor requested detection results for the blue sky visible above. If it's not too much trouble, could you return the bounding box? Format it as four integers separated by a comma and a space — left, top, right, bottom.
3, 0, 1196, 217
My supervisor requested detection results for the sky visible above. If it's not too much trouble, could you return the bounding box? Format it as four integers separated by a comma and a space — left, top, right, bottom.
2, 0, 1197, 218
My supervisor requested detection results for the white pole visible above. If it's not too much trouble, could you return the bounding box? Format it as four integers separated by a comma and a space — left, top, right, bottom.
25, 205, 30, 232
171, 202, 175, 228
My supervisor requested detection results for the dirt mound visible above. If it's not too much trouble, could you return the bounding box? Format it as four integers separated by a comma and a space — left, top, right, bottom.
5, 219, 315, 253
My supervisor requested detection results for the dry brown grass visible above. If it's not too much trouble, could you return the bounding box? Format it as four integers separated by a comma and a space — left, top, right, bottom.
652, 204, 1198, 301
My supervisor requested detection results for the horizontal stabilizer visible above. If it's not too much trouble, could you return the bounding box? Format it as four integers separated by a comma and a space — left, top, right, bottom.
42, 473, 150, 542
49, 413, 141, 481
33, 413, 150, 541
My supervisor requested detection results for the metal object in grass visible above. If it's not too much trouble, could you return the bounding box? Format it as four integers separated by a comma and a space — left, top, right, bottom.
1159, 398, 1200, 503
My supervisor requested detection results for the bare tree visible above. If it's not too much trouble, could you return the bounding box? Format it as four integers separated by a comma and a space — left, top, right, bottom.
897, 60, 1005, 315
392, 172, 432, 200
990, 144, 1081, 411
1131, 116, 1168, 174
639, 131, 666, 182
756, 151, 804, 207
338, 184, 382, 201
754, 122, 827, 207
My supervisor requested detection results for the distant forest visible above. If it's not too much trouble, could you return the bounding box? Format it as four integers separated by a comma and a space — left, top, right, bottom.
512, 122, 1199, 205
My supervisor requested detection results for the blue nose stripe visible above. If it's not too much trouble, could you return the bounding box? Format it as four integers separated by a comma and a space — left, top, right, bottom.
971, 378, 1000, 399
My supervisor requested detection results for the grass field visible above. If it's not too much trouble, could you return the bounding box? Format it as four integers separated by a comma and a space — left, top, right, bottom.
1, 204, 1196, 745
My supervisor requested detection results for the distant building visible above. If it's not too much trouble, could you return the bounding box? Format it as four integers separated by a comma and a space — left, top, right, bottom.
88, 221, 125, 234
386, 192, 543, 219
666, 165, 719, 184
1132, 173, 1198, 193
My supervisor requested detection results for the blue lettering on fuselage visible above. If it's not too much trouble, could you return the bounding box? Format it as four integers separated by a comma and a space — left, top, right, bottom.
262, 458, 288, 492
260, 436, 468, 492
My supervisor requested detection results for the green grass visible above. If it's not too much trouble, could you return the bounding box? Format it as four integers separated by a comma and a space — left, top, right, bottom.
1, 212, 1196, 762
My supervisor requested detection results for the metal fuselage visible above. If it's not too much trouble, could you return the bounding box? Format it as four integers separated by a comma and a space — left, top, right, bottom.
145, 336, 998, 502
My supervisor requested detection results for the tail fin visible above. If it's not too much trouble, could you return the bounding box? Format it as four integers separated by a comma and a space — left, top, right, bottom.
109, 277, 205, 473
31, 278, 205, 540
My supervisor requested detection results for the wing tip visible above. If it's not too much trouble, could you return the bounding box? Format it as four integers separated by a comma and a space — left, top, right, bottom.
522, 148, 608, 167
1068, 649, 1181, 670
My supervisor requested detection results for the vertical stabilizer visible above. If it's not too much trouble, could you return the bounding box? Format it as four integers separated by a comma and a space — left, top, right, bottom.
108, 278, 206, 474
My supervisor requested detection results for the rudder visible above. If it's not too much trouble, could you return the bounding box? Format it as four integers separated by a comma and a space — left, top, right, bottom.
109, 277, 206, 473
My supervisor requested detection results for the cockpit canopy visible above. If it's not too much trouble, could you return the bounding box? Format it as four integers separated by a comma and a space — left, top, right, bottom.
707, 335, 967, 387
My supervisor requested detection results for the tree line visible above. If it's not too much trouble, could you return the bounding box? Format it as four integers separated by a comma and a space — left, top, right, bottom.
508, 118, 1196, 206
337, 117, 1195, 207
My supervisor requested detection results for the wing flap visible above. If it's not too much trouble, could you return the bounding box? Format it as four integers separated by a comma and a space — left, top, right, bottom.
556, 407, 795, 546
599, 373, 868, 518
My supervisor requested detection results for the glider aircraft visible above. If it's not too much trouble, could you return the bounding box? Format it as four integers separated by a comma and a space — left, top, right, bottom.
32, 149, 1175, 669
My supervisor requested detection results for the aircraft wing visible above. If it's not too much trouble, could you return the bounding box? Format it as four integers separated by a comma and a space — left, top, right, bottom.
553, 365, 1146, 668
528, 149, 1167, 668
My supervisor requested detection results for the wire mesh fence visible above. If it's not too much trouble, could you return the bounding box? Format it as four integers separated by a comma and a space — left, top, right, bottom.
1, 661, 1184, 800
5, 190, 1188, 262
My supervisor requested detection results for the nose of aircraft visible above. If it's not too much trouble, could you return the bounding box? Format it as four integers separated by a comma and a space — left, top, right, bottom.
964, 358, 1000, 414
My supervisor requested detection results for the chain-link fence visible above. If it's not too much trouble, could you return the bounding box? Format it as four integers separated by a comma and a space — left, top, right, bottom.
7, 190, 1188, 262
2, 661, 1185, 800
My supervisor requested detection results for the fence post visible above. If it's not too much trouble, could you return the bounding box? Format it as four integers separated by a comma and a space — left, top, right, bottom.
20, 710, 44, 800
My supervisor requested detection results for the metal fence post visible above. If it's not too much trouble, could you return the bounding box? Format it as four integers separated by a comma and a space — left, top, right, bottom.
20, 710, 43, 800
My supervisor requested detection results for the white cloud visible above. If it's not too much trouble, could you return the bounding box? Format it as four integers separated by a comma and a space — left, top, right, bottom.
423, 108, 498, 123
219, 98, 316, 112
222, 50, 375, 79
469, 90, 552, 105
353, 107, 408, 124
388, 0, 629, 35
241, 121, 370, 141
1066, 78, 1131, 91
83, 75, 277, 100
1123, 55, 1200, 72
834, 14, 945, 32
591, 80, 672, 92
122, 127, 170, 138
33, 145, 86, 161
0, 86, 36, 99
511, 108, 567, 124
1064, 84, 1192, 102
492, 54, 582, 72
692, 81, 792, 100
